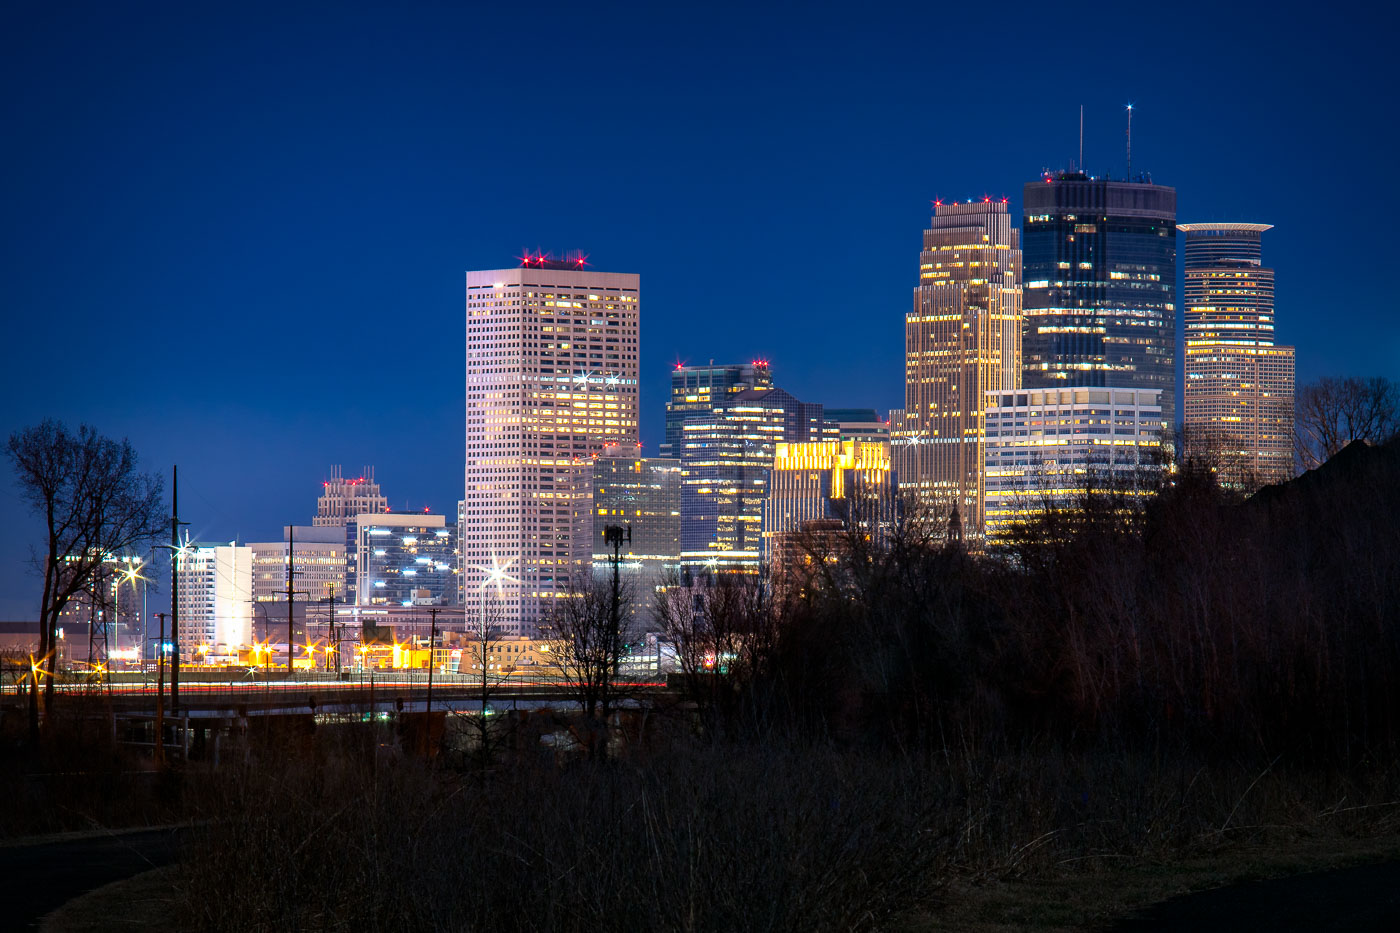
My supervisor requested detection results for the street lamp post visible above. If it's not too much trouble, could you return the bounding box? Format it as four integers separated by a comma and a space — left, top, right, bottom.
473, 557, 518, 716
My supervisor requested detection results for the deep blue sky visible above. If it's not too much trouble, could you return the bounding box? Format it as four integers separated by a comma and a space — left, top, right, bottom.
3, 1, 1396, 618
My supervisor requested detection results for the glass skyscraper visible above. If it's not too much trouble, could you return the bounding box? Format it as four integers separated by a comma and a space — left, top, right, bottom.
351, 513, 458, 607
591, 447, 681, 624
674, 381, 827, 574
1178, 222, 1294, 485
1022, 173, 1177, 427
661, 362, 773, 458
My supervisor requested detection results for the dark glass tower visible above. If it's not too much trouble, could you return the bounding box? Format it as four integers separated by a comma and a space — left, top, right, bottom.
660, 362, 772, 458
677, 384, 827, 574
1022, 173, 1178, 426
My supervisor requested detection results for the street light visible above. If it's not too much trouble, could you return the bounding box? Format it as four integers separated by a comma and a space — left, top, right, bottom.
468, 555, 520, 716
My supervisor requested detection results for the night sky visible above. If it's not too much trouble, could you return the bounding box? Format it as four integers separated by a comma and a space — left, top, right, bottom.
3, 1, 1396, 618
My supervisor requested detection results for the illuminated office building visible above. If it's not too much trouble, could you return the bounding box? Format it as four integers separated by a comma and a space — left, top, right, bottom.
464, 256, 640, 635
175, 545, 253, 658
314, 466, 388, 526
351, 513, 458, 607
824, 408, 890, 444
249, 526, 346, 604
982, 387, 1164, 541
1022, 173, 1177, 426
762, 440, 896, 576
591, 446, 682, 624
678, 382, 827, 574
1178, 223, 1295, 486
901, 199, 1022, 534
661, 362, 773, 458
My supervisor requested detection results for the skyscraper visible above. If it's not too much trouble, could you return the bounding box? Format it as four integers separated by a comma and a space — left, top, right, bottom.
464, 257, 640, 635
1022, 173, 1177, 426
591, 445, 682, 625
1178, 223, 1295, 485
901, 199, 1022, 533
314, 467, 388, 526
314, 468, 389, 612
677, 381, 827, 574
661, 361, 773, 458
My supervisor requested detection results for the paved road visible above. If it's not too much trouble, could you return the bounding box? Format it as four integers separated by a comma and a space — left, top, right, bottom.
0, 827, 183, 929
1113, 860, 1400, 931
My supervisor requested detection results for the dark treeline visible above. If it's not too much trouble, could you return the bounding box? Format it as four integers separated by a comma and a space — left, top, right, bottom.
663, 438, 1400, 768
13, 436, 1398, 932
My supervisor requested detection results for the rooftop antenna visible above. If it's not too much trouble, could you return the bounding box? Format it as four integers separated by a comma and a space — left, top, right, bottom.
1125, 102, 1134, 180
1078, 104, 1084, 173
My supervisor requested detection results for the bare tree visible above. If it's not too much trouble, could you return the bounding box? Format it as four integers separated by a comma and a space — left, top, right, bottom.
655, 573, 778, 736
1296, 376, 1400, 471
545, 575, 636, 757
6, 420, 165, 746
456, 599, 516, 763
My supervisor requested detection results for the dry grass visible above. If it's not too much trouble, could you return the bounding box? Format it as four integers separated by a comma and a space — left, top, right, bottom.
168, 724, 1400, 933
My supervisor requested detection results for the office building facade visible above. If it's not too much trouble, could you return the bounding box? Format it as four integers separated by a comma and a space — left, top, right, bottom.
661, 362, 773, 458
175, 545, 253, 658
351, 513, 457, 607
1022, 173, 1177, 426
901, 199, 1022, 533
463, 258, 640, 634
762, 439, 897, 577
982, 387, 1165, 541
249, 526, 346, 604
677, 383, 827, 573
823, 408, 890, 444
1178, 222, 1295, 486
591, 446, 682, 623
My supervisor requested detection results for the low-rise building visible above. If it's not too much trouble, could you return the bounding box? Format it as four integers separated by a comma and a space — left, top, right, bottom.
983, 387, 1165, 542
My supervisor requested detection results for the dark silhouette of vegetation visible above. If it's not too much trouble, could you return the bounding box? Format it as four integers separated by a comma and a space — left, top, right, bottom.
1295, 375, 1398, 471
5, 420, 165, 747
545, 577, 638, 756
11, 423, 1400, 930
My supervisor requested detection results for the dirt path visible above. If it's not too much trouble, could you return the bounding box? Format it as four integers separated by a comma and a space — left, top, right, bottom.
1110, 859, 1400, 931
0, 827, 183, 930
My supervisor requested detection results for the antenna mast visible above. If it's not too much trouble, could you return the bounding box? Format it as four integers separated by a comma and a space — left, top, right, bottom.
1078, 104, 1084, 173
1125, 103, 1134, 180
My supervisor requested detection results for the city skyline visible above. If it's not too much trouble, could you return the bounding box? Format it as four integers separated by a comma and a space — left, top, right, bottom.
3, 2, 1398, 619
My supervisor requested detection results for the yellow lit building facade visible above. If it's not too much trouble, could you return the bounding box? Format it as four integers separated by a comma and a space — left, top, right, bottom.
900, 200, 1022, 533
762, 440, 896, 572
1179, 223, 1295, 486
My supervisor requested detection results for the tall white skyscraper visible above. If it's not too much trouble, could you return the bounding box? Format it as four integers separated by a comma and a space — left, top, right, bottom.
464, 256, 640, 634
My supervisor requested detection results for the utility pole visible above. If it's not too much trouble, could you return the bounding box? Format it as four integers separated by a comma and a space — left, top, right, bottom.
286, 524, 296, 675
604, 523, 631, 679
424, 606, 439, 761
604, 524, 630, 633
169, 466, 182, 712
154, 612, 166, 766
328, 583, 340, 676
